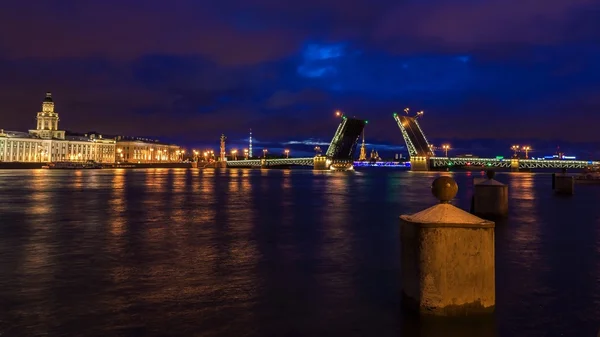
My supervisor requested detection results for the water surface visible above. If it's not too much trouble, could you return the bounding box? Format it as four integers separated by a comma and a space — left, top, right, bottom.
0, 168, 598, 336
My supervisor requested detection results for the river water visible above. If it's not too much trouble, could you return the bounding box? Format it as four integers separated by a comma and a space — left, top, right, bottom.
0, 168, 598, 337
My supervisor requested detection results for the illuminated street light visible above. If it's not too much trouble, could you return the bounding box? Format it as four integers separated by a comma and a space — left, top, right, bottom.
284, 149, 290, 158
442, 144, 450, 157
335, 110, 342, 117
243, 148, 249, 160
231, 149, 238, 160
314, 146, 322, 155
511, 145, 520, 157
522, 146, 531, 159
263, 148, 268, 158
404, 107, 409, 114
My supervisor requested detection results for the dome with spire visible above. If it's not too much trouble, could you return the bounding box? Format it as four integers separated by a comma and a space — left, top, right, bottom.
43, 92, 53, 103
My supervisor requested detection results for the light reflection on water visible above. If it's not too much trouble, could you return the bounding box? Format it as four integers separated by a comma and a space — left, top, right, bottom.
0, 168, 598, 337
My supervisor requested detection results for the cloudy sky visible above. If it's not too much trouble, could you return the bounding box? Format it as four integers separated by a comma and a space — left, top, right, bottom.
1, 0, 599, 157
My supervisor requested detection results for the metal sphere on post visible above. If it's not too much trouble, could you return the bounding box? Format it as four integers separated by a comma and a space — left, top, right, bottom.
400, 176, 495, 316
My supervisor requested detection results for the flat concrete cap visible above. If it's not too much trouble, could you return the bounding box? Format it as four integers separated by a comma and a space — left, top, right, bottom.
401, 204, 494, 228
477, 179, 505, 186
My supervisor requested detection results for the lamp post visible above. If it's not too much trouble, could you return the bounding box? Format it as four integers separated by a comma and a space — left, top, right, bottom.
284, 149, 290, 158
511, 145, 520, 158
244, 148, 249, 160
263, 148, 268, 159
314, 146, 322, 155
231, 149, 238, 160
442, 144, 450, 157
522, 146, 531, 159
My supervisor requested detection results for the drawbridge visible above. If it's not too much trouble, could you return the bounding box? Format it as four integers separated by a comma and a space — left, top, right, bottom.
227, 115, 366, 170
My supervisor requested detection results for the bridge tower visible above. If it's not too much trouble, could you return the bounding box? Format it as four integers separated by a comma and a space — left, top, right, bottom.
393, 110, 435, 171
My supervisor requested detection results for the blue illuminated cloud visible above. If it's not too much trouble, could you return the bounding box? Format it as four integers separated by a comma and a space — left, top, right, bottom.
297, 43, 475, 96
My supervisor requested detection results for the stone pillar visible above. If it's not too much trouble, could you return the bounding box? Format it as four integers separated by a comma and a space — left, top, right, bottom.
472, 171, 509, 218
400, 176, 495, 316
553, 169, 574, 195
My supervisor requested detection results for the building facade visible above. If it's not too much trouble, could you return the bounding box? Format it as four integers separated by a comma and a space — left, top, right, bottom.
0, 92, 116, 163
115, 137, 182, 163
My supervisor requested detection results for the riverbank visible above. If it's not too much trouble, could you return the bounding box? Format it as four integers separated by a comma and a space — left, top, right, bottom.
0, 162, 194, 169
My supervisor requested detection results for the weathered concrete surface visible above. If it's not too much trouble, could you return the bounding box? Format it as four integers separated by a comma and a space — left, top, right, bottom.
473, 179, 509, 218
401, 204, 495, 316
554, 175, 574, 195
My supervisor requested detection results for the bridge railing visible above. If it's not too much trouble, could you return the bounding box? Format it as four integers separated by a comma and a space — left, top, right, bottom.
226, 157, 315, 167
429, 157, 599, 169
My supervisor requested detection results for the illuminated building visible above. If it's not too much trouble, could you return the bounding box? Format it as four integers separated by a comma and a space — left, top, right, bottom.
115, 136, 181, 163
0, 92, 116, 163
370, 149, 381, 161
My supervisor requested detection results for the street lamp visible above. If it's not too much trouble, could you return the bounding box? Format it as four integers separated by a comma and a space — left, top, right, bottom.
335, 110, 342, 117
442, 144, 450, 157
284, 149, 290, 158
511, 145, 520, 157
243, 148, 249, 160
314, 146, 322, 155
404, 107, 409, 114
522, 146, 531, 159
263, 148, 268, 158
231, 149, 238, 160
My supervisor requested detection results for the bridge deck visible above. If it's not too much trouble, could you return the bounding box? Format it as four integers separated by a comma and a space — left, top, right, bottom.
429, 157, 600, 169
325, 117, 366, 160
226, 157, 315, 167
394, 115, 434, 157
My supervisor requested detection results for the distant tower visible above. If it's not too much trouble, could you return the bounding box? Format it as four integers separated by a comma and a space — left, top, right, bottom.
249, 129, 253, 158
358, 130, 367, 161
220, 134, 227, 161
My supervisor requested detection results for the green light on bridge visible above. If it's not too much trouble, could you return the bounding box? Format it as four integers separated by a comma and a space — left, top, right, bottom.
448, 162, 453, 166
365, 120, 369, 124
393, 112, 398, 116
496, 156, 504, 160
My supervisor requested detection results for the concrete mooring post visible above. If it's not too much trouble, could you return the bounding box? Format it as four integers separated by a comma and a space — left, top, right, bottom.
400, 176, 495, 316
553, 168, 574, 195
472, 170, 509, 218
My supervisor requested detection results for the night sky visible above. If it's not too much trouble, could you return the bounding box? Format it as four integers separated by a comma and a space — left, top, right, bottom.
1, 0, 599, 158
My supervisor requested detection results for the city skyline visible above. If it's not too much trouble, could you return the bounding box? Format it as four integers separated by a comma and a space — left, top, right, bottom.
1, 1, 599, 156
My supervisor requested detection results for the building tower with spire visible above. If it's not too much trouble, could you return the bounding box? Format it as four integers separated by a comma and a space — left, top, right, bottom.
28, 92, 65, 140
249, 129, 253, 159
358, 130, 367, 161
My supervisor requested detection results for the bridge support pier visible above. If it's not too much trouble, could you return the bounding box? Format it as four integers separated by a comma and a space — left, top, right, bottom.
410, 156, 430, 171
313, 156, 329, 170
510, 158, 519, 172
